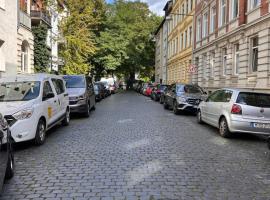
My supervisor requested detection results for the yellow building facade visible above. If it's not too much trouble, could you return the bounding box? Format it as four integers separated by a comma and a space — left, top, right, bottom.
167, 0, 194, 84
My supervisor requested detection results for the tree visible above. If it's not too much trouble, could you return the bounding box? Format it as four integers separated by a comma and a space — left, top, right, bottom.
59, 0, 105, 74
32, 23, 50, 72
91, 0, 162, 81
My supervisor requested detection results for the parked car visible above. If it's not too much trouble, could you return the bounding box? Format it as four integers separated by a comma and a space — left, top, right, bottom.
197, 89, 270, 138
0, 113, 14, 190
163, 83, 205, 115
0, 74, 70, 145
160, 85, 171, 104
109, 83, 117, 94
151, 84, 168, 101
141, 83, 151, 95
63, 75, 96, 117
94, 84, 103, 102
145, 85, 154, 96
97, 81, 111, 96
95, 82, 106, 99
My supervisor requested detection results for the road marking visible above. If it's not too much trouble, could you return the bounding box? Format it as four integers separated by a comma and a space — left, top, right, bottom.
117, 119, 134, 123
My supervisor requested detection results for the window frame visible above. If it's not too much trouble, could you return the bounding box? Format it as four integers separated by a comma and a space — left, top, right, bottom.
231, 0, 239, 20
250, 36, 259, 73
210, 5, 216, 33
202, 11, 208, 38
196, 16, 201, 42
222, 48, 227, 76
234, 43, 240, 75
219, 0, 226, 27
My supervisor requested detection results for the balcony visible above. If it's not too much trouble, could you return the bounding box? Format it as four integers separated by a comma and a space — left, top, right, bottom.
19, 10, 31, 29
30, 10, 52, 28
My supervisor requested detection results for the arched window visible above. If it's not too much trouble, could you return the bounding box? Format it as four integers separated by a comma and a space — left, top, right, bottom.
21, 40, 29, 72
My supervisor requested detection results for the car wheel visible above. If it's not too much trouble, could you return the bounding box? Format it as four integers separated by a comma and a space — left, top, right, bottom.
219, 117, 232, 138
173, 101, 179, 115
35, 119, 46, 145
197, 110, 204, 124
160, 97, 163, 104
62, 108, 70, 126
84, 102, 90, 118
5, 150, 14, 180
164, 98, 169, 110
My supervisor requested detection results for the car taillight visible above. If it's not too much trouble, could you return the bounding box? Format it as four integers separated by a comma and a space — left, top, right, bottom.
231, 104, 242, 115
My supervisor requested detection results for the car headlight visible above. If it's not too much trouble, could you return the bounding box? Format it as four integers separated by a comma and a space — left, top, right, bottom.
74, 94, 86, 101
13, 108, 34, 120
177, 96, 187, 103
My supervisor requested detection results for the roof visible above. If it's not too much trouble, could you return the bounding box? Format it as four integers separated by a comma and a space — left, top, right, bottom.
0, 73, 63, 82
154, 18, 166, 36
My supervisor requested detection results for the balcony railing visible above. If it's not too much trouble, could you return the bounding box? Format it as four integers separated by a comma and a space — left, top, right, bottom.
30, 10, 51, 27
19, 10, 31, 29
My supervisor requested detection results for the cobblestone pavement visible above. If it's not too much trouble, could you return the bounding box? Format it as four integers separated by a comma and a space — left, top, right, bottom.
1, 91, 270, 200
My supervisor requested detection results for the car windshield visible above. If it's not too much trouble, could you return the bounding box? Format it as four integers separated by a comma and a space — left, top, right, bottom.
0, 81, 40, 102
184, 85, 203, 94
237, 92, 270, 108
63, 76, 85, 88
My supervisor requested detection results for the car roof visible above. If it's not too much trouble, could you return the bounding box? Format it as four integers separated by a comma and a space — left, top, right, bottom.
217, 88, 270, 94
0, 73, 63, 82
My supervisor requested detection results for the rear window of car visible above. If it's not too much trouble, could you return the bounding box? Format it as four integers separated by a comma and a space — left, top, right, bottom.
236, 92, 270, 108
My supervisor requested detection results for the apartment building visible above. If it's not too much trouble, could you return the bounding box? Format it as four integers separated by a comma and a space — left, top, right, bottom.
0, 0, 18, 77
18, 0, 35, 74
193, 0, 270, 93
167, 0, 194, 84
154, 1, 172, 84
31, 0, 63, 72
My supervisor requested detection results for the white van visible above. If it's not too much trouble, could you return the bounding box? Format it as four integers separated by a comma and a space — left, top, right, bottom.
0, 74, 70, 145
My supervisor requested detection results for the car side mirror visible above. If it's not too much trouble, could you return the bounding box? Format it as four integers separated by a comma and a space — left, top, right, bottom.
43, 92, 55, 101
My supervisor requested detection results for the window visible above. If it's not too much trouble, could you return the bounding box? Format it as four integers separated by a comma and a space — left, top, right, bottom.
52, 79, 65, 95
202, 12, 208, 38
250, 0, 261, 10
219, 0, 226, 27
190, 0, 193, 11
234, 44, 240, 75
202, 54, 207, 79
186, 0, 189, 14
209, 52, 215, 78
176, 37, 179, 53
21, 41, 29, 72
231, 0, 239, 19
208, 90, 232, 102
182, 4, 185, 19
43, 81, 54, 99
237, 92, 270, 108
185, 30, 188, 48
210, 6, 216, 33
251, 37, 258, 72
222, 48, 227, 76
196, 16, 201, 41
0, 0, 5, 9
181, 33, 184, 50
189, 26, 192, 46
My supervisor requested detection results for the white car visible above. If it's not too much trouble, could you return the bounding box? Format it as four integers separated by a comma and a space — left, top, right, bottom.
197, 89, 270, 137
0, 74, 70, 145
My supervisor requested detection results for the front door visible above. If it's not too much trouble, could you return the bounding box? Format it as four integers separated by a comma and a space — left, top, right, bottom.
51, 78, 68, 118
42, 81, 59, 126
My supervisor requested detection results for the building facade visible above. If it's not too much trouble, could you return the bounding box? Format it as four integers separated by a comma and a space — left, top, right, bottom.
0, 0, 18, 77
154, 1, 172, 84
193, 0, 270, 93
18, 0, 35, 74
167, 0, 194, 84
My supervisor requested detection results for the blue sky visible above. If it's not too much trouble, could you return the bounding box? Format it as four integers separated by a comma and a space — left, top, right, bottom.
105, 0, 167, 16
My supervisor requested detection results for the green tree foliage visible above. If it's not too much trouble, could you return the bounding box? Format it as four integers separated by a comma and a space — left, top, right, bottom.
32, 24, 50, 72
91, 0, 162, 80
60, 0, 105, 74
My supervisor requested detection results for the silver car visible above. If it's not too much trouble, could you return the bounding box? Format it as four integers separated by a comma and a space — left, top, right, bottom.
197, 89, 270, 137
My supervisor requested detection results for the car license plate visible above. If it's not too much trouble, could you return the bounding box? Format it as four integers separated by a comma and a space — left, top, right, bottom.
251, 123, 270, 129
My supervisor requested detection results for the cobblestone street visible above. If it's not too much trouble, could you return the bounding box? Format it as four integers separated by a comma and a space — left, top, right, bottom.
1, 92, 270, 200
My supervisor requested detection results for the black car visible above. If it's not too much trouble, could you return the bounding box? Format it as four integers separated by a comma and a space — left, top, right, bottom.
63, 75, 96, 117
151, 84, 168, 102
0, 113, 14, 191
94, 84, 103, 102
160, 85, 171, 104
163, 83, 205, 115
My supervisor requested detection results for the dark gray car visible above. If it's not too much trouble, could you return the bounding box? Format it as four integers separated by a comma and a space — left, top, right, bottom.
63, 75, 96, 117
0, 113, 14, 191
163, 83, 205, 115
